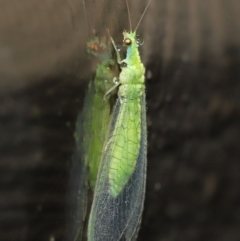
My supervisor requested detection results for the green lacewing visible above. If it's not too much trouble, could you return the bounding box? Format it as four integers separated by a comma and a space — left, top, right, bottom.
66, 34, 119, 241
82, 35, 119, 190
88, 0, 151, 240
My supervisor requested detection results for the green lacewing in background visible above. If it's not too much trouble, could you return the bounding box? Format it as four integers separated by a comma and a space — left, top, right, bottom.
66, 34, 119, 241
88, 0, 151, 240
82, 35, 119, 190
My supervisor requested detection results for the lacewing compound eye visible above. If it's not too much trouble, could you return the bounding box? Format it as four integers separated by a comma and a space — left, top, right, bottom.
123, 38, 132, 46
88, 44, 99, 51
87, 41, 106, 54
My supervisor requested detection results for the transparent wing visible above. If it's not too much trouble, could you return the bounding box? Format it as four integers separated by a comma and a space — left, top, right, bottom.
65, 82, 95, 241
88, 92, 147, 241
65, 151, 88, 241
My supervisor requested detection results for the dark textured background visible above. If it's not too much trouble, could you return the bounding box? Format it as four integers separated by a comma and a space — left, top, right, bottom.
1, 0, 240, 240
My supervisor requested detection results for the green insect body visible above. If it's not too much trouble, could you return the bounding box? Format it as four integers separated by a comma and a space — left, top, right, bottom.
88, 30, 147, 241
108, 31, 145, 197
66, 35, 118, 241
81, 36, 118, 190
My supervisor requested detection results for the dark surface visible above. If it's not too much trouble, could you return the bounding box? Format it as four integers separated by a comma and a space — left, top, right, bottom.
1, 0, 240, 240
